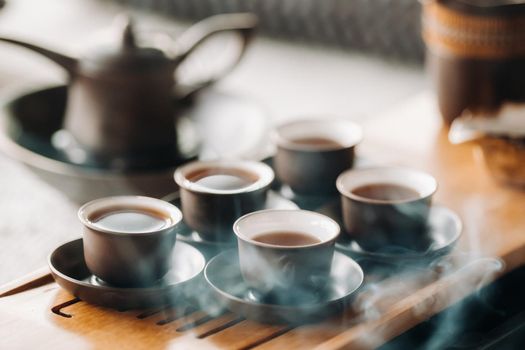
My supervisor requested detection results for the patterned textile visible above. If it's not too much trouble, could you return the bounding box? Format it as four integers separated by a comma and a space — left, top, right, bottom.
110, 0, 424, 62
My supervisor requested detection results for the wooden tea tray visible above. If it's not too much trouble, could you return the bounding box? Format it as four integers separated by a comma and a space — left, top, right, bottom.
2, 93, 525, 349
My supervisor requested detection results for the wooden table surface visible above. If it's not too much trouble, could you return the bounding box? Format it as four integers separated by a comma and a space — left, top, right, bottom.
1, 92, 524, 349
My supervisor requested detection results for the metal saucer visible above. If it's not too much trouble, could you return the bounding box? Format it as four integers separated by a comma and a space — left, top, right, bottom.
204, 250, 363, 324
336, 205, 463, 262
48, 239, 205, 310
161, 190, 298, 255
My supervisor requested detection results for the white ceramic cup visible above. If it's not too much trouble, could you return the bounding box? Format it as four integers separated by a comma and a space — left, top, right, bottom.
234, 209, 340, 302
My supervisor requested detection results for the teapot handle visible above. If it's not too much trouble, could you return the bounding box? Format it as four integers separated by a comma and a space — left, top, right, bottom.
173, 13, 258, 99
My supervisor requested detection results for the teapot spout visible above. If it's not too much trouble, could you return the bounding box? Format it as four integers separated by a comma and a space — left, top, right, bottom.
0, 37, 77, 75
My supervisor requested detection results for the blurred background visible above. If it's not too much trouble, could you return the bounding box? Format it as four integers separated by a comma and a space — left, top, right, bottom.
0, 0, 427, 286
0, 0, 425, 121
111, 0, 425, 61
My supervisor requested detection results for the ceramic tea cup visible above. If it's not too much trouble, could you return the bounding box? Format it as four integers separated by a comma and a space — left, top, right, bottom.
174, 160, 274, 241
336, 167, 438, 252
234, 209, 340, 304
78, 196, 182, 287
274, 118, 362, 195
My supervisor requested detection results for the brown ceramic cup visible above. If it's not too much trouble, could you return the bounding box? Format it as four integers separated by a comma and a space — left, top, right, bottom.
78, 196, 182, 287
274, 119, 362, 195
174, 160, 274, 242
336, 167, 438, 252
234, 209, 340, 304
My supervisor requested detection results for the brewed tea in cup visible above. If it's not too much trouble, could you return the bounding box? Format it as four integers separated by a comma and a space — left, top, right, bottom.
174, 160, 274, 241
337, 167, 437, 252
234, 209, 340, 304
78, 196, 182, 287
274, 118, 362, 195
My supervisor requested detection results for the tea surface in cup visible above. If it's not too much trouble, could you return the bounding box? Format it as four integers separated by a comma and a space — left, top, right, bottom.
351, 183, 421, 201
290, 137, 344, 148
252, 231, 321, 246
89, 207, 172, 233
187, 168, 259, 191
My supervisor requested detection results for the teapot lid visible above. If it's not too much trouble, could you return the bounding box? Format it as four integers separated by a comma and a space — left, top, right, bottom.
438, 0, 525, 15
80, 16, 173, 75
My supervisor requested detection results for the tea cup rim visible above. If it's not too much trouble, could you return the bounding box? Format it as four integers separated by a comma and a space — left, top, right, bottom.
78, 195, 182, 236
274, 118, 363, 152
336, 166, 438, 205
233, 209, 340, 250
174, 160, 274, 195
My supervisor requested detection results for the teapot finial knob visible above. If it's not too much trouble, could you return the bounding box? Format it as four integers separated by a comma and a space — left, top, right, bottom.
113, 13, 136, 49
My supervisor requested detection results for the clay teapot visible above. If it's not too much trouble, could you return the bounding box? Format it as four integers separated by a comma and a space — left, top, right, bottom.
0, 13, 257, 169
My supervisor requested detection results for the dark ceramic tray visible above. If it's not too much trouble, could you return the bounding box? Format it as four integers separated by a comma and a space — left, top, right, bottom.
49, 239, 206, 309
204, 250, 363, 324
0, 85, 270, 203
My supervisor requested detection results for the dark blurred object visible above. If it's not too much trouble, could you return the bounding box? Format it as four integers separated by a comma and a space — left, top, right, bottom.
423, 0, 525, 125
108, 0, 424, 61
448, 108, 525, 188
381, 264, 525, 350
0, 13, 257, 170
477, 136, 525, 188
